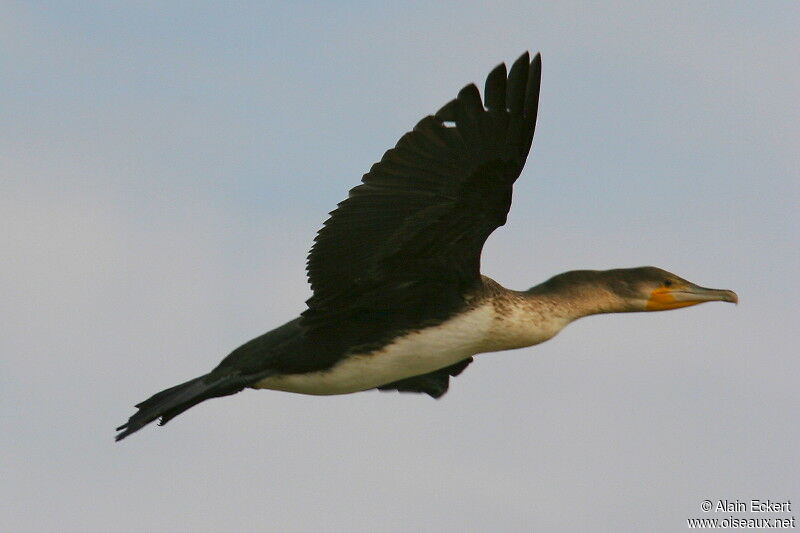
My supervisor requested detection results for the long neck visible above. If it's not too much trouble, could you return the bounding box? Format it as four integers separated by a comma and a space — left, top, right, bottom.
479, 275, 627, 352
523, 272, 630, 320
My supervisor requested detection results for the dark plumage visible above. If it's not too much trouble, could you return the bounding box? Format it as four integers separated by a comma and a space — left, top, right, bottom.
117, 53, 736, 441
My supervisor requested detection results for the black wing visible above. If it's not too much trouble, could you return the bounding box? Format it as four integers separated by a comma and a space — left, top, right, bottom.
377, 357, 474, 398
304, 53, 541, 326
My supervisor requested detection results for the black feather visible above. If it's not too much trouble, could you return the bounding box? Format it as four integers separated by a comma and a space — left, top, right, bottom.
378, 358, 474, 398
305, 52, 542, 331
484, 63, 507, 112
506, 52, 530, 114
115, 370, 272, 441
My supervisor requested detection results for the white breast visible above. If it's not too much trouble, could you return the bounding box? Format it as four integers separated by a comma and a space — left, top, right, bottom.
254, 300, 569, 396
254, 304, 495, 395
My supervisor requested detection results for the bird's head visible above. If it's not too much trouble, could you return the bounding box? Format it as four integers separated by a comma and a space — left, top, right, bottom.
529, 266, 737, 316
604, 266, 738, 312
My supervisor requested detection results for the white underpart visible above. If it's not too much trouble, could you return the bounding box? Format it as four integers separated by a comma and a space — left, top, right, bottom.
254, 301, 571, 395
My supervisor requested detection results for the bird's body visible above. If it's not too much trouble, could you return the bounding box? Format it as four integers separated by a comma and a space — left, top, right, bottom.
116, 52, 737, 441
253, 276, 566, 396
254, 305, 490, 396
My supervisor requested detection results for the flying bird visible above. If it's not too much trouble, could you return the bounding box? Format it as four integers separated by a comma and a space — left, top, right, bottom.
116, 52, 737, 441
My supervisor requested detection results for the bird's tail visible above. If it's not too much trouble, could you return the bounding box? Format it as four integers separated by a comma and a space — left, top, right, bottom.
115, 370, 270, 441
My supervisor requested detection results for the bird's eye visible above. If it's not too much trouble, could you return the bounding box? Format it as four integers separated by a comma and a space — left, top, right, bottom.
663, 280, 673, 287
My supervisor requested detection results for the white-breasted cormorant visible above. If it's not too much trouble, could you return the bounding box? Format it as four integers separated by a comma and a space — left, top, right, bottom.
116, 53, 737, 440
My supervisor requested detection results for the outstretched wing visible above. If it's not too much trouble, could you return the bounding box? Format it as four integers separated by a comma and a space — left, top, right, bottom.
304, 52, 541, 321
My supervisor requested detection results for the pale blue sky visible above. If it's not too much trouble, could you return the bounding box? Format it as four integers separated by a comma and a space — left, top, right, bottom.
2, 2, 798, 532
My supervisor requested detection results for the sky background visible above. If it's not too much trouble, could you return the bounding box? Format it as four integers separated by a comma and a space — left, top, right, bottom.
2, 2, 798, 532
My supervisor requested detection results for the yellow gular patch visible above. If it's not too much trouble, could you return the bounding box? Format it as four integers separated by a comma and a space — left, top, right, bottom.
646, 287, 699, 311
